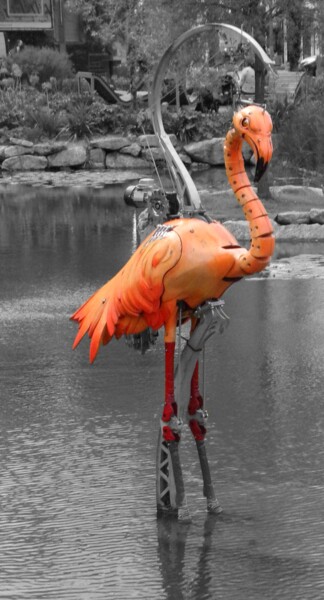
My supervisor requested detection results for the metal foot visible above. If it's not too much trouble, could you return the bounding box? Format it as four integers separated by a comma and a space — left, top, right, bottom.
207, 499, 223, 515
196, 440, 222, 514
156, 431, 191, 521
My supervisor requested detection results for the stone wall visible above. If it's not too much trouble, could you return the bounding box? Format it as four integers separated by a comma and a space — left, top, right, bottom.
0, 133, 253, 172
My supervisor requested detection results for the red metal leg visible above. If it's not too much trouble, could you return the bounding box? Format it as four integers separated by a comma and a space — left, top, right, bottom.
162, 341, 179, 442
156, 341, 190, 521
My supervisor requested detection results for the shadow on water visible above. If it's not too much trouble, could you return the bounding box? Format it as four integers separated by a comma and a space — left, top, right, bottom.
0, 181, 324, 599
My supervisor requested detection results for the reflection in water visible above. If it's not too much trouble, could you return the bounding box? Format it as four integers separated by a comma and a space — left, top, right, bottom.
1, 183, 324, 599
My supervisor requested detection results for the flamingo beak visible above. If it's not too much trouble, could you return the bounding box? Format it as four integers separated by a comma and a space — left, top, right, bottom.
254, 136, 273, 182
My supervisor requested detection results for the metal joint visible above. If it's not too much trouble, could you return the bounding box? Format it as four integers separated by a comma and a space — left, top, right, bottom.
161, 416, 183, 435
189, 408, 208, 426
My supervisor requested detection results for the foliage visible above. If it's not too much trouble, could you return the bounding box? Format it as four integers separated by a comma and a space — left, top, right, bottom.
266, 96, 289, 132
0, 87, 45, 129
305, 74, 324, 101
274, 99, 324, 170
24, 107, 62, 138
12, 46, 74, 84
160, 106, 233, 143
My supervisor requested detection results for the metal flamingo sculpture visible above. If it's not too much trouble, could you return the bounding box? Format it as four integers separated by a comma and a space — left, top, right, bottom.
71, 104, 275, 515
72, 105, 274, 360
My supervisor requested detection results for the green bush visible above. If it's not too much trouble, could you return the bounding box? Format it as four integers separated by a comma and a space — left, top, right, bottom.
24, 106, 62, 138
0, 87, 44, 129
275, 99, 324, 170
160, 106, 232, 143
12, 46, 74, 84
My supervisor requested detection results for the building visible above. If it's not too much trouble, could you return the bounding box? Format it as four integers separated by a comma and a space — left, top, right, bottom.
0, 0, 124, 77
0, 0, 84, 55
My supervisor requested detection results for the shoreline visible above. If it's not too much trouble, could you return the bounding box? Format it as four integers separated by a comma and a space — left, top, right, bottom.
1, 134, 324, 244
1, 172, 324, 244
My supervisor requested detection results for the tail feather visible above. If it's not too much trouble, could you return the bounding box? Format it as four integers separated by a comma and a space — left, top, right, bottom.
88, 302, 107, 337
89, 303, 109, 363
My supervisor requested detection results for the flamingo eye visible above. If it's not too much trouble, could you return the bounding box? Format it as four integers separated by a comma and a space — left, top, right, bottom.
241, 117, 249, 128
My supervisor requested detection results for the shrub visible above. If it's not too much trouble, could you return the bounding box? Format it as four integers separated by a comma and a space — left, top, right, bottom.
266, 97, 289, 132
65, 97, 94, 138
24, 106, 62, 138
160, 106, 232, 143
274, 99, 324, 170
12, 46, 74, 84
0, 88, 44, 128
50, 93, 125, 138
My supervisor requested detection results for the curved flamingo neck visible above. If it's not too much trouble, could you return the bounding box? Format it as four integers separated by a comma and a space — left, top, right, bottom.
223, 128, 275, 274
224, 128, 257, 206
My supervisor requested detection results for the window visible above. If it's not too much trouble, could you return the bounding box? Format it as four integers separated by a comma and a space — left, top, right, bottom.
7, 0, 44, 16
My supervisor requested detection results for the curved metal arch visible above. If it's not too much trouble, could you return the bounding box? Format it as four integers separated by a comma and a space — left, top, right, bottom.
150, 23, 274, 213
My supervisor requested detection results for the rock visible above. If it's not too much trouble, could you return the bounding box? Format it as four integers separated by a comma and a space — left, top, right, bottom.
222, 218, 277, 241
33, 142, 67, 156
105, 152, 150, 169
138, 133, 178, 148
275, 223, 324, 241
270, 185, 323, 204
179, 152, 192, 166
2, 155, 48, 171
89, 147, 106, 168
142, 147, 165, 161
90, 135, 129, 151
259, 254, 324, 280
0, 145, 7, 160
184, 138, 224, 165
309, 208, 324, 225
47, 145, 87, 168
275, 211, 311, 225
9, 137, 34, 148
191, 162, 211, 171
4, 145, 34, 158
120, 143, 142, 157
242, 141, 254, 163
183, 137, 254, 166
222, 220, 250, 241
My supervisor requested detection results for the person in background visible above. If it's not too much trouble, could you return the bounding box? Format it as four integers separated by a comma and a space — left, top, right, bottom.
239, 59, 255, 100
9, 39, 24, 56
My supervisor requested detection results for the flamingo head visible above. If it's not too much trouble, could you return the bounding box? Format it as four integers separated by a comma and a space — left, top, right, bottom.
233, 105, 273, 182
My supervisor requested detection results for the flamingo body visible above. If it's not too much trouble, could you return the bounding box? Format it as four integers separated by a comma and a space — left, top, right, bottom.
71, 218, 243, 362
72, 105, 275, 363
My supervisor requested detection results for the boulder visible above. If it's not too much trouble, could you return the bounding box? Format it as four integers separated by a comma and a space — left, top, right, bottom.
0, 145, 7, 160
221, 220, 250, 241
33, 142, 67, 156
222, 218, 278, 241
191, 162, 211, 171
179, 152, 192, 166
9, 137, 34, 148
47, 145, 87, 168
270, 185, 323, 204
120, 142, 142, 157
138, 133, 178, 148
309, 208, 324, 225
90, 135, 129, 151
184, 138, 224, 165
242, 141, 254, 162
105, 152, 150, 169
275, 223, 324, 241
142, 147, 165, 162
4, 145, 34, 158
1, 155, 48, 171
184, 138, 264, 166
89, 147, 106, 169
275, 211, 311, 225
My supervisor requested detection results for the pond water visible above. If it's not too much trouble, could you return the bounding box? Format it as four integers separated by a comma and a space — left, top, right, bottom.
1, 180, 324, 600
